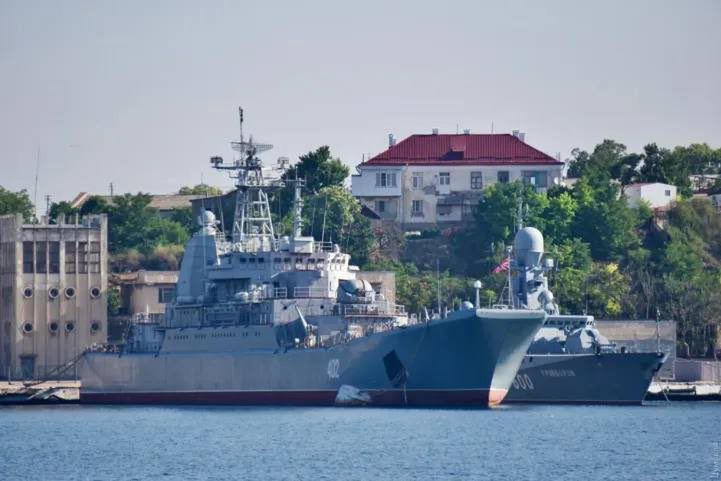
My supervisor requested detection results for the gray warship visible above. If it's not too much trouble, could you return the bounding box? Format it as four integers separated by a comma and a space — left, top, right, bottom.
80, 111, 546, 407
500, 225, 666, 404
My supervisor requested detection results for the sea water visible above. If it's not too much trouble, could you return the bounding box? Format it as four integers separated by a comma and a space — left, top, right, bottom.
0, 402, 718, 481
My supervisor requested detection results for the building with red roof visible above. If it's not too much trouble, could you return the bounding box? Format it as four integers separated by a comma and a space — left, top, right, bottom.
351, 130, 564, 229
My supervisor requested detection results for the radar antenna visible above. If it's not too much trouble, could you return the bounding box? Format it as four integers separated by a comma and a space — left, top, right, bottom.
209, 108, 283, 250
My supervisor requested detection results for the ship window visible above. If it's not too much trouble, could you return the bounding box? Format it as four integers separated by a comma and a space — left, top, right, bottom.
239, 257, 246, 263
284, 258, 291, 263
258, 258, 265, 263
249, 258, 256, 263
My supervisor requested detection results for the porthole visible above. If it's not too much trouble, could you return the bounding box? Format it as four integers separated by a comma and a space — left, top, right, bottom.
64, 287, 76, 299
65, 321, 75, 333
48, 321, 59, 334
48, 287, 59, 300
90, 321, 101, 333
89, 287, 101, 299
23, 287, 33, 298
22, 322, 34, 334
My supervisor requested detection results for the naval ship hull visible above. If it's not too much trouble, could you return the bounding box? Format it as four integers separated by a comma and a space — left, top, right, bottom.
504, 352, 666, 405
80, 309, 545, 407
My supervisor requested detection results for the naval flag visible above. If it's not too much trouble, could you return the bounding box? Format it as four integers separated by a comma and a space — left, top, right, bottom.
492, 257, 510, 274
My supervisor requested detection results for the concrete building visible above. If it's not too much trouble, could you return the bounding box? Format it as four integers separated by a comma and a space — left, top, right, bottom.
71, 192, 205, 218
0, 214, 108, 380
351, 131, 564, 230
624, 182, 677, 209
113, 270, 179, 320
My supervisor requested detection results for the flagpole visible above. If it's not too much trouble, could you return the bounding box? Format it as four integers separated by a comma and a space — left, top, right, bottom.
507, 246, 513, 308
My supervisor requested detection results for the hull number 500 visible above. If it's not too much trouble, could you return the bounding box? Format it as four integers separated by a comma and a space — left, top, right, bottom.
327, 359, 340, 379
512, 373, 534, 390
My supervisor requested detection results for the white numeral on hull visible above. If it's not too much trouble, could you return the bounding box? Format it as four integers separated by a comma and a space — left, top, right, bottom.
512, 373, 534, 390
327, 359, 340, 379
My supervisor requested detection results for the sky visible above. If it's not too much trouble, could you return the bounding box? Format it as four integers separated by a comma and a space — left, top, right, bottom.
1, 0, 719, 213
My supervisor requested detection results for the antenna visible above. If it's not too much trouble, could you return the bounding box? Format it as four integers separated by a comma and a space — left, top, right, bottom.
436, 259, 441, 316
33, 146, 40, 222
516, 197, 524, 231
239, 107, 244, 144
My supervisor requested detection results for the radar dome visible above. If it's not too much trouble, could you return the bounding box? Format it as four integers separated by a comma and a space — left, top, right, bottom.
201, 210, 216, 226
514, 227, 544, 267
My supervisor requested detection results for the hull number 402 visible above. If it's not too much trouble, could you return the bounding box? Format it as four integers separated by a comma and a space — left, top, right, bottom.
327, 359, 340, 379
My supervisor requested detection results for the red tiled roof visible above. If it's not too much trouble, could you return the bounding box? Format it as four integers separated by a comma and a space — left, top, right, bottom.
361, 133, 562, 167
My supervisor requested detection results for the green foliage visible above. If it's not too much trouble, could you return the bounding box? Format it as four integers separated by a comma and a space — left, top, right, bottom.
0, 186, 34, 221
275, 146, 350, 218
570, 180, 639, 261
470, 181, 548, 251
566, 140, 639, 186
106, 288, 121, 317
179, 184, 223, 196
302, 186, 374, 266
638, 143, 693, 196
364, 260, 474, 314
48, 201, 79, 223
169, 207, 195, 236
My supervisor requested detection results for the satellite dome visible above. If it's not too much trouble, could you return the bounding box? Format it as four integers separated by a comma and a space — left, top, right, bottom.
201, 210, 216, 226
514, 227, 544, 266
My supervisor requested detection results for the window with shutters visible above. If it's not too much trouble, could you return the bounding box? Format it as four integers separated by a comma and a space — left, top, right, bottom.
470, 172, 483, 189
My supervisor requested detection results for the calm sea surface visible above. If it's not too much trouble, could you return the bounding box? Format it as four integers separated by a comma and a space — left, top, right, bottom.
0, 402, 719, 481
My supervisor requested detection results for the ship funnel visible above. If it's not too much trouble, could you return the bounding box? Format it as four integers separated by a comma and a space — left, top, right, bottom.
514, 227, 544, 267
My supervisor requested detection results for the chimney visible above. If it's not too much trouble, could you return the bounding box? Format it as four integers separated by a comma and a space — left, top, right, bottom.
512, 130, 526, 142
388, 133, 396, 147
432, 128, 439, 135
463, 129, 470, 135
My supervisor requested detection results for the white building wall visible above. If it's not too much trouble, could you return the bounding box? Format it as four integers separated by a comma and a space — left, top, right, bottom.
625, 183, 677, 209
353, 164, 563, 228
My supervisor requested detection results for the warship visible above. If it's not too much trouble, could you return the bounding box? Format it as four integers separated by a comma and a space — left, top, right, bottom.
500, 223, 666, 405
79, 110, 547, 407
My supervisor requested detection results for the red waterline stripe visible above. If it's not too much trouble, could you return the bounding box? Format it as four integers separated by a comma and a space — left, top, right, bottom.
81, 389, 509, 407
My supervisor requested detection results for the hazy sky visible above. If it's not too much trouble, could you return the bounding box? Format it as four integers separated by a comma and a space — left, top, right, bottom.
1, 0, 719, 211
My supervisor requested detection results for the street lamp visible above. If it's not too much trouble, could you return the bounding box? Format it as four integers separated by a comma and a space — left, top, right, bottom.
473, 280, 483, 308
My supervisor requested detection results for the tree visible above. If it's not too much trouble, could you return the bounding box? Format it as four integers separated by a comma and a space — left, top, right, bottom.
470, 181, 548, 252
79, 195, 110, 215
302, 186, 374, 267
571, 179, 639, 261
275, 146, 350, 218
0, 186, 34, 221
179, 184, 223, 196
48, 201, 78, 223
638, 143, 692, 196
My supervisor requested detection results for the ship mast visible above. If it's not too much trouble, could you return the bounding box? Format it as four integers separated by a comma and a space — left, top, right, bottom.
210, 108, 283, 251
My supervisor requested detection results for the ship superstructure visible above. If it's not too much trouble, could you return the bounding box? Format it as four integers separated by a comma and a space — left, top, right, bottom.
502, 224, 666, 404
80, 110, 547, 407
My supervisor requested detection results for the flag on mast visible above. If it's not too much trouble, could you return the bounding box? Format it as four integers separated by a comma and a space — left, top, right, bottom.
492, 257, 510, 274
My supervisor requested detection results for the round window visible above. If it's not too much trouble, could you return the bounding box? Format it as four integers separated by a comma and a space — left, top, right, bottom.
23, 287, 33, 298
22, 322, 33, 334
48, 287, 59, 300
89, 287, 101, 299
90, 321, 101, 333
49, 321, 59, 334
64, 287, 76, 299
65, 321, 75, 333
